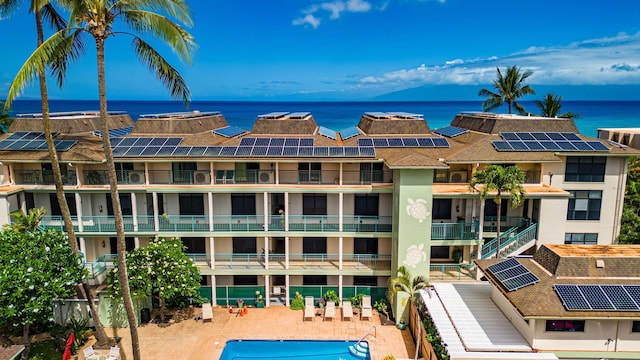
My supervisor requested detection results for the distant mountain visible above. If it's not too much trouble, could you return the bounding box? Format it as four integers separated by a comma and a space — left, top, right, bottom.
373, 84, 640, 101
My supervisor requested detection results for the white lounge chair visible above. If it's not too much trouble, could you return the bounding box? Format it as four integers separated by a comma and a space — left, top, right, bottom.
106, 346, 120, 360
202, 303, 213, 322
324, 301, 336, 321
304, 296, 315, 321
342, 301, 353, 321
361, 295, 372, 320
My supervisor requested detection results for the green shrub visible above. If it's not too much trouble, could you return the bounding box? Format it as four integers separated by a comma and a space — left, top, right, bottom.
322, 289, 340, 304
348, 293, 365, 308
290, 291, 304, 310
382, 355, 395, 360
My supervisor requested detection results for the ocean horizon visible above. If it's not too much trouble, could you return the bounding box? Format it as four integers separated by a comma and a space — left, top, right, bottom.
8, 99, 640, 138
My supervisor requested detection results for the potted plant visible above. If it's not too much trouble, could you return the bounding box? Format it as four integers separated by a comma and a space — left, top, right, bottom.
236, 298, 244, 308
374, 298, 390, 323
397, 317, 407, 330
452, 247, 463, 263
317, 298, 326, 308
255, 291, 265, 308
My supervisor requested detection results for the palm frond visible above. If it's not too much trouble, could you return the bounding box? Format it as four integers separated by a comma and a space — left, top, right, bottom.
5, 29, 68, 107
49, 29, 86, 87
42, 3, 67, 31
132, 36, 191, 105
122, 0, 193, 26
123, 9, 196, 63
0, 0, 21, 18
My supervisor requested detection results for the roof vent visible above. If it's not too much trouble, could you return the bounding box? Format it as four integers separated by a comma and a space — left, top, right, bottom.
595, 259, 605, 268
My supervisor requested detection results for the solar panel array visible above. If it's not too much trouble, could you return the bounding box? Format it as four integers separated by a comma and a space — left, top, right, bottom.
212, 126, 248, 138
0, 131, 77, 151
358, 137, 450, 148
240, 137, 315, 147
339, 126, 361, 140
433, 126, 469, 138
318, 126, 337, 140
554, 284, 640, 311
492, 132, 610, 152
92, 126, 134, 138
486, 258, 540, 291
365, 111, 423, 119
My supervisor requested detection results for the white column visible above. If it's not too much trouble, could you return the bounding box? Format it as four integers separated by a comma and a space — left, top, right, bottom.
263, 192, 269, 231
264, 275, 270, 307
208, 192, 214, 231
284, 192, 289, 231
285, 274, 290, 307
131, 192, 138, 231
339, 236, 343, 270
339, 163, 343, 185
275, 163, 279, 184
75, 192, 83, 232
20, 193, 26, 213
152, 192, 159, 231
285, 236, 290, 269
264, 236, 269, 270
144, 163, 149, 185
210, 275, 216, 305
79, 237, 87, 258
338, 275, 343, 303
209, 237, 215, 269
134, 237, 140, 249
339, 192, 343, 231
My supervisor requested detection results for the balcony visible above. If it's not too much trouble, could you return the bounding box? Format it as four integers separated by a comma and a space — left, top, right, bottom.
15, 170, 77, 185
431, 221, 479, 240
212, 253, 391, 271
85, 169, 145, 185
434, 169, 540, 184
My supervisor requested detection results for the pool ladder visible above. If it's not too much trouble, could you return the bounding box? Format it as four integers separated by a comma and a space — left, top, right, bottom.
349, 325, 376, 359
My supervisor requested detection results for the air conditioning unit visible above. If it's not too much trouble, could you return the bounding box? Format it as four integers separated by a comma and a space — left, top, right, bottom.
193, 171, 210, 184
128, 170, 145, 184
258, 171, 274, 184
449, 171, 468, 183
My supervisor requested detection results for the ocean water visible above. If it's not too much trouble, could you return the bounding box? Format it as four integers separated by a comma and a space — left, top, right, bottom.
8, 100, 640, 138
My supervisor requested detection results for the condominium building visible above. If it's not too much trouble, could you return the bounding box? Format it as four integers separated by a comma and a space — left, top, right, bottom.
0, 110, 636, 306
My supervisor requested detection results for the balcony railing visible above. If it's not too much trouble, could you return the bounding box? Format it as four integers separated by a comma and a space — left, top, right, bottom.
212, 253, 391, 271
15, 170, 77, 185
429, 263, 476, 281
434, 169, 540, 184
431, 221, 479, 240
476, 216, 529, 233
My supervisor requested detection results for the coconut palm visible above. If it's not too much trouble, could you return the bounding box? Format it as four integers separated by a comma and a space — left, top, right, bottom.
470, 165, 526, 258
4, 207, 47, 232
1, 0, 110, 348
479, 65, 535, 114
388, 265, 429, 298
534, 93, 580, 118
4, 2, 195, 358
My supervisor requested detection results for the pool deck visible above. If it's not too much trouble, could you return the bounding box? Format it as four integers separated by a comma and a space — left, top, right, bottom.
104, 306, 415, 360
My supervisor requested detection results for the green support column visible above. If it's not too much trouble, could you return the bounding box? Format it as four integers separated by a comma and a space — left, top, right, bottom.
392, 169, 433, 279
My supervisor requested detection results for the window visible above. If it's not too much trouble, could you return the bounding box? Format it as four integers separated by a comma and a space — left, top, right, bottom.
565, 233, 598, 245
231, 194, 256, 215
354, 276, 378, 286
354, 194, 379, 216
106, 193, 132, 216
632, 321, 640, 333
303, 194, 327, 215
431, 246, 450, 259
567, 190, 602, 220
432, 199, 452, 220
360, 163, 384, 183
181, 237, 205, 253
109, 237, 135, 253
50, 193, 77, 216
235, 162, 259, 182
233, 237, 256, 253
172, 162, 196, 183
565, 157, 606, 182
298, 162, 321, 183
546, 320, 585, 332
234, 275, 257, 285
354, 238, 378, 254
484, 199, 507, 217
179, 194, 204, 215
303, 275, 326, 285
303, 237, 326, 254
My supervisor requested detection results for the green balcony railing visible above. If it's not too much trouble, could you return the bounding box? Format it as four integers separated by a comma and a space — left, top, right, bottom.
288, 215, 339, 231
15, 169, 77, 185
429, 263, 476, 281
343, 215, 392, 232
159, 215, 210, 232
475, 216, 530, 233
212, 215, 264, 231
41, 215, 155, 232
214, 253, 263, 269
471, 222, 536, 260
84, 254, 117, 279
431, 221, 479, 240
84, 169, 145, 185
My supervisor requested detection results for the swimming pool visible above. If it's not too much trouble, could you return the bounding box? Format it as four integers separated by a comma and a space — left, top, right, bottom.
219, 340, 371, 360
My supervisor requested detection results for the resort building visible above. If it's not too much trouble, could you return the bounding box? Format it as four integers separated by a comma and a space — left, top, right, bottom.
598, 127, 640, 150
0, 110, 636, 307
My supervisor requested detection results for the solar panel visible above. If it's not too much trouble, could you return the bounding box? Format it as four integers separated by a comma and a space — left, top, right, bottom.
251, 146, 268, 156
486, 258, 539, 291
487, 258, 520, 273
213, 126, 248, 138
329, 147, 344, 157
572, 141, 593, 151
155, 146, 176, 156
531, 132, 551, 141
255, 138, 270, 146
554, 285, 640, 311
140, 146, 160, 156
93, 126, 133, 138
563, 133, 581, 141
118, 138, 138, 146
258, 111, 288, 119
417, 138, 434, 147
171, 147, 191, 156
234, 146, 252, 156
240, 137, 256, 146
133, 138, 153, 146
587, 141, 610, 151
373, 138, 388, 147
165, 138, 183, 146
54, 140, 78, 151
313, 147, 329, 157
344, 147, 360, 157
433, 126, 468, 138
523, 141, 544, 150
495, 133, 610, 152
203, 146, 222, 156
319, 126, 337, 140
602, 285, 639, 310
110, 138, 124, 147
188, 146, 207, 156
297, 147, 313, 156
270, 138, 285, 146
358, 138, 374, 147
555, 285, 591, 310
288, 112, 310, 119
387, 138, 404, 147
340, 126, 361, 140
556, 141, 577, 150
219, 146, 237, 156
402, 138, 419, 147
300, 138, 314, 147
580, 285, 614, 310
502, 272, 541, 291
359, 147, 376, 156
509, 141, 528, 150
124, 146, 145, 157
7, 131, 58, 140
149, 137, 168, 146
282, 147, 298, 156
432, 138, 450, 147
267, 146, 283, 156
284, 138, 299, 146
500, 132, 520, 140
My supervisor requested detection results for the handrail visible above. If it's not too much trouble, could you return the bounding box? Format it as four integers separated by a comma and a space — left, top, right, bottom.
470, 217, 530, 260
353, 325, 377, 351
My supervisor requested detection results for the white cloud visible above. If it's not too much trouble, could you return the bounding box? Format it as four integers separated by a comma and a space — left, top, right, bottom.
293, 0, 374, 28
357, 32, 640, 90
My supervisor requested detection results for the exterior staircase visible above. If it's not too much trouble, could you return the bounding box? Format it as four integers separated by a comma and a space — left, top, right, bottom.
471, 220, 537, 260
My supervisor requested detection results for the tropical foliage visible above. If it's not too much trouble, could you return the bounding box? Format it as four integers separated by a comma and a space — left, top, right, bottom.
619, 157, 640, 244
107, 238, 201, 322
0, 228, 85, 359
4, 207, 47, 232
470, 165, 526, 258
534, 93, 580, 118
479, 65, 535, 114
388, 265, 429, 298
0, 101, 12, 133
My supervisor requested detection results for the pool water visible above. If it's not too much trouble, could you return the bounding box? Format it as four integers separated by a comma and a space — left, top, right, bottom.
219, 340, 371, 360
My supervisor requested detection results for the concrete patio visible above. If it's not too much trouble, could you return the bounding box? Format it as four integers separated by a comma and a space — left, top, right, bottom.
103, 305, 415, 360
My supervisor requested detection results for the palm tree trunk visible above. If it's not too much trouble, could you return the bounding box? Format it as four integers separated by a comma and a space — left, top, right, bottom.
21, 324, 30, 360
95, 37, 141, 360
34, 8, 110, 346
496, 201, 502, 259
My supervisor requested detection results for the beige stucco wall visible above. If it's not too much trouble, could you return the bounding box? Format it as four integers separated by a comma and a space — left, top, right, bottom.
536, 197, 568, 246
531, 318, 620, 352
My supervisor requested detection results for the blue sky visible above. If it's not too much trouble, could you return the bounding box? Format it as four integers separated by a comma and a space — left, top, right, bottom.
1, 0, 640, 101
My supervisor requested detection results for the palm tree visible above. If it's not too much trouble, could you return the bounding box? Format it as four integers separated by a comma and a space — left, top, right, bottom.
388, 265, 429, 298
534, 93, 580, 118
1, 0, 110, 347
5, 2, 196, 358
470, 165, 526, 258
479, 65, 535, 114
4, 208, 47, 232
0, 101, 12, 133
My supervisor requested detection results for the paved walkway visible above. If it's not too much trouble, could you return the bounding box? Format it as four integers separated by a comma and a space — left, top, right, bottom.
104, 306, 415, 360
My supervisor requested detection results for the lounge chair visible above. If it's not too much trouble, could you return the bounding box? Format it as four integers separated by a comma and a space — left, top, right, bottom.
202, 303, 213, 322
361, 295, 372, 320
304, 296, 315, 321
215, 170, 225, 184
106, 346, 120, 360
324, 301, 336, 321
225, 170, 235, 184
342, 301, 353, 321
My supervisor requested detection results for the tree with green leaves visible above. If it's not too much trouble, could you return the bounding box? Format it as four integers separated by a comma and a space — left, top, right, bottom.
388, 265, 429, 299
470, 165, 526, 258
1, 0, 110, 345
619, 157, 640, 244
479, 65, 535, 114
5, 2, 196, 357
0, 228, 85, 359
107, 238, 201, 322
0, 101, 12, 133
4, 207, 47, 232
534, 93, 580, 118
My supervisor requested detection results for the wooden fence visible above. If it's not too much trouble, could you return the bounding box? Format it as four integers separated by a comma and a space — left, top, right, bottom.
408, 300, 438, 360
